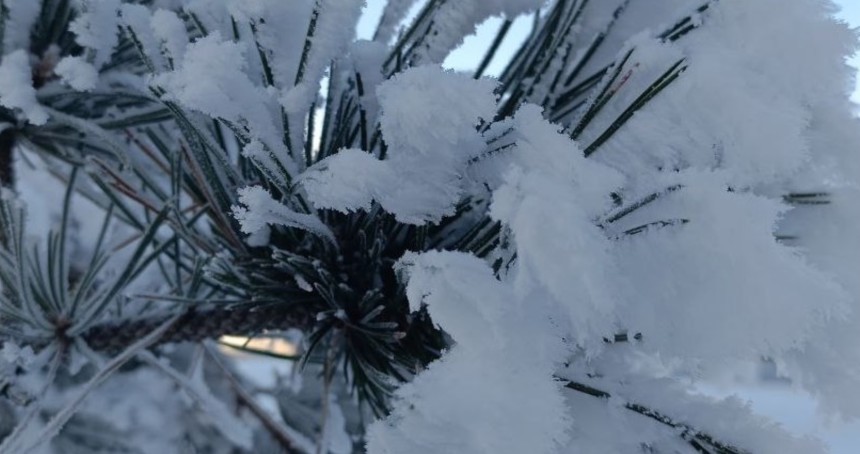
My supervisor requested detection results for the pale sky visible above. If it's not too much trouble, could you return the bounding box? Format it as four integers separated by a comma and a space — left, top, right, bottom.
835, 0, 860, 101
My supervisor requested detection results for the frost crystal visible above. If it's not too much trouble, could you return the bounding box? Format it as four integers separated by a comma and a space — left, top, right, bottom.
232, 186, 335, 244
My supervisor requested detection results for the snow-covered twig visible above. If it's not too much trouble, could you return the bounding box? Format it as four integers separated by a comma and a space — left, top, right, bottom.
203, 342, 304, 453
0, 344, 63, 453
563, 380, 749, 454
139, 349, 254, 449
8, 314, 180, 454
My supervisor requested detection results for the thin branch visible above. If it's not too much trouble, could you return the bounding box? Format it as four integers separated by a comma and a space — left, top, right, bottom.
80, 304, 315, 353
204, 342, 303, 453
0, 344, 63, 453
8, 315, 180, 454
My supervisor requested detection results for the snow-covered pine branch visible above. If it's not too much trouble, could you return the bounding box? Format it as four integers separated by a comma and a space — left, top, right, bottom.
0, 0, 858, 452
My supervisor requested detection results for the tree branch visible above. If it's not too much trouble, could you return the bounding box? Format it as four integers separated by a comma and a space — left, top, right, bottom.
0, 127, 15, 188
204, 343, 304, 453
81, 304, 315, 353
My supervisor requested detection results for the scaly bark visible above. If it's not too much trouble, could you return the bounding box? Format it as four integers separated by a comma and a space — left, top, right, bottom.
81, 304, 315, 353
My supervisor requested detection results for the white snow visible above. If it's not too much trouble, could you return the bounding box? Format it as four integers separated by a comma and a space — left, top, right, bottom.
151, 9, 189, 66
368, 1, 860, 452
405, 0, 544, 66
232, 185, 335, 244
70, 0, 122, 69
153, 32, 293, 173
55, 56, 99, 92
372, 0, 422, 44
2, 0, 859, 452
302, 65, 498, 224
2, 0, 41, 55
367, 251, 570, 454
0, 50, 49, 125
300, 148, 392, 213
120, 4, 168, 71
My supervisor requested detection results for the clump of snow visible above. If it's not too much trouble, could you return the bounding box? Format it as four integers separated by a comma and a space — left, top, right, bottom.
55, 56, 99, 92
151, 9, 189, 65
776, 88, 860, 418
120, 4, 168, 70
557, 353, 828, 454
280, 0, 365, 112
70, 0, 122, 68
347, 40, 388, 126
300, 148, 392, 213
225, 0, 315, 91
2, 0, 41, 55
232, 186, 335, 244
611, 170, 849, 363
373, 0, 422, 44
224, 0, 363, 155
153, 33, 255, 118
367, 251, 570, 454
302, 66, 498, 224
0, 50, 49, 125
153, 32, 290, 171
489, 105, 623, 350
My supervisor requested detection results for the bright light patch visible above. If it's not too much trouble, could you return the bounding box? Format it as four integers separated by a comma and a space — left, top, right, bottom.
219, 335, 300, 358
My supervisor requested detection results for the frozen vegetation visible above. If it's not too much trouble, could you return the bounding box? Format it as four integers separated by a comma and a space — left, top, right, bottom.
0, 0, 858, 452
